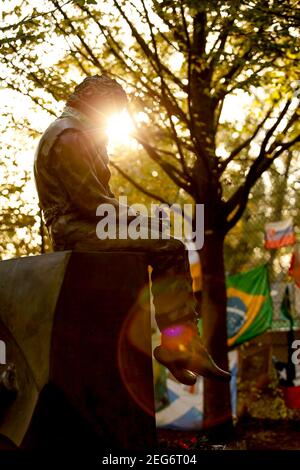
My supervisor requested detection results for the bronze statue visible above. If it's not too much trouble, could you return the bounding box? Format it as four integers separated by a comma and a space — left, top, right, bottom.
34, 75, 230, 385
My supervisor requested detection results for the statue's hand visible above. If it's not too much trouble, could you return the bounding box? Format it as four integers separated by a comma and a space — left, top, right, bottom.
153, 324, 231, 386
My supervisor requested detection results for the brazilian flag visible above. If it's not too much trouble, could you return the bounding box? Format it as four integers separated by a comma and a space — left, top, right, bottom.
227, 265, 273, 347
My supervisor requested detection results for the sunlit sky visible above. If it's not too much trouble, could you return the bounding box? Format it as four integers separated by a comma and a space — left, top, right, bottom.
0, 78, 292, 259
0, 0, 258, 151
0, 32, 257, 172
0, 83, 256, 199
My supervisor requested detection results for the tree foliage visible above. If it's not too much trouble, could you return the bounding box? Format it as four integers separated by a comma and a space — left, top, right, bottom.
1, 0, 299, 238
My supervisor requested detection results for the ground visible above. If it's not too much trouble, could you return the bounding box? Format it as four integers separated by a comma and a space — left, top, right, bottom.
157, 374, 300, 451
158, 417, 300, 450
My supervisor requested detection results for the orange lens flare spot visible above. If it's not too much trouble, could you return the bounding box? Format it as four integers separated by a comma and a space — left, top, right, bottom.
161, 324, 196, 351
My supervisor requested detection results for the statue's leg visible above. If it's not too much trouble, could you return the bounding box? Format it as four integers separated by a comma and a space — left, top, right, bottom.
149, 239, 231, 384
49, 218, 230, 384
149, 239, 199, 331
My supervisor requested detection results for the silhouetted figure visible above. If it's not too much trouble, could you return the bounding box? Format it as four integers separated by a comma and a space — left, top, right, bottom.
34, 75, 230, 385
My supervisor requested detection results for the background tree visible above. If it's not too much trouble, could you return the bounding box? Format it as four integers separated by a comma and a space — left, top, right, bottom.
224, 151, 296, 275
1, 0, 300, 430
0, 105, 48, 258
0, 155, 39, 259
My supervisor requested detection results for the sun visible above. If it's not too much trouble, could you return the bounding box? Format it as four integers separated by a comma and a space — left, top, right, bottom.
105, 110, 134, 146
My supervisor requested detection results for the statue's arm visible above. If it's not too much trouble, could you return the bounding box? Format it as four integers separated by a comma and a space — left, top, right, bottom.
52, 129, 121, 220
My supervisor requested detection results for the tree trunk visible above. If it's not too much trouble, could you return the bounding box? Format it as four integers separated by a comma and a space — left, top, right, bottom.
200, 231, 232, 433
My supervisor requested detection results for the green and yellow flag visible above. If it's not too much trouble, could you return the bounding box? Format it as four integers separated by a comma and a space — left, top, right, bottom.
227, 265, 273, 347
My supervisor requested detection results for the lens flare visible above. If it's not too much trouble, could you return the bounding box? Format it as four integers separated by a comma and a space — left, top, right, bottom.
161, 324, 197, 352
105, 110, 134, 145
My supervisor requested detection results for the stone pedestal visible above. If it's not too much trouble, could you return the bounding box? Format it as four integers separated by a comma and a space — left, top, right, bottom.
0, 251, 156, 451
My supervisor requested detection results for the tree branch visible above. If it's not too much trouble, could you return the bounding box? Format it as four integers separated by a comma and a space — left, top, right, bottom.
79, 4, 189, 126
112, 0, 186, 91
258, 99, 292, 157
138, 0, 192, 181
180, 1, 193, 126
152, 0, 189, 52
110, 161, 170, 205
51, 0, 105, 72
133, 131, 193, 194
127, 0, 181, 53
225, 133, 300, 231
219, 106, 273, 172
265, 107, 299, 155
0, 0, 71, 33
208, 0, 242, 70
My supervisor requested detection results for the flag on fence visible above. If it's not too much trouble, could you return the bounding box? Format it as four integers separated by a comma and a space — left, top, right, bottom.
274, 359, 300, 388
264, 218, 296, 249
280, 284, 294, 325
226, 265, 273, 347
289, 243, 300, 288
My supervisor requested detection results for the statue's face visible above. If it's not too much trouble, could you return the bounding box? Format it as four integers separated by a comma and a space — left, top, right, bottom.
87, 94, 127, 127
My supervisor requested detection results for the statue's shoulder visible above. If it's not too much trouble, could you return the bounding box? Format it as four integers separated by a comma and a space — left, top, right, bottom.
35, 117, 84, 163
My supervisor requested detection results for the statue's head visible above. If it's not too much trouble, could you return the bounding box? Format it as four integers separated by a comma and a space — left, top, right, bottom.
66, 74, 128, 121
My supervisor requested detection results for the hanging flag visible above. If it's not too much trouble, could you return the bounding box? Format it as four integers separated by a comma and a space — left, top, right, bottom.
188, 247, 202, 293
274, 359, 300, 388
289, 243, 300, 287
278, 285, 296, 386
264, 218, 296, 249
280, 284, 294, 325
155, 350, 238, 430
295, 284, 300, 314
227, 265, 273, 347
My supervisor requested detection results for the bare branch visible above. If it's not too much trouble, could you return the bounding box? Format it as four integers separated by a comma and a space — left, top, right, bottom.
78, 4, 189, 126
110, 161, 170, 205
1, 52, 58, 116
215, 42, 261, 101
265, 107, 299, 155
225, 133, 300, 231
152, 0, 189, 52
127, 0, 181, 53
6, 82, 57, 116
180, 1, 193, 126
50, 12, 92, 74
78, 5, 151, 78
258, 99, 292, 157
112, 0, 186, 91
208, 0, 242, 70
136, 0, 192, 181
0, 0, 72, 33
133, 132, 193, 194
51, 0, 105, 72
219, 106, 273, 172
222, 57, 280, 97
